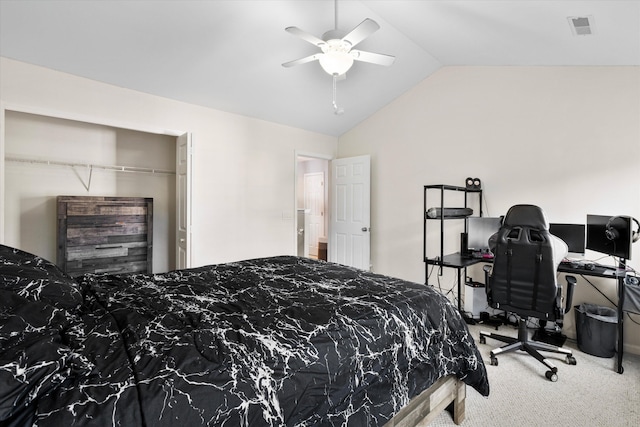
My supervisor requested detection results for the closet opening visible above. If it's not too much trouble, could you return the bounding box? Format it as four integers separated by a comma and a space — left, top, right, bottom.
1, 108, 189, 273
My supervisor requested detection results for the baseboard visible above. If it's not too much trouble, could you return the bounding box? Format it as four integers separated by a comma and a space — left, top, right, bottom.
623, 342, 640, 356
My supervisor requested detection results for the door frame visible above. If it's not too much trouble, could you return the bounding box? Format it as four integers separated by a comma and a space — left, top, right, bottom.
294, 150, 333, 257
0, 102, 192, 267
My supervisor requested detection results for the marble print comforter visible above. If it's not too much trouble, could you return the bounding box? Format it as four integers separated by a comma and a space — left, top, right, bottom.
0, 245, 489, 426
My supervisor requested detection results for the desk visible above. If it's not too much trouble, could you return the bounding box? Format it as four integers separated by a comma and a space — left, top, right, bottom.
557, 261, 628, 374
427, 253, 630, 374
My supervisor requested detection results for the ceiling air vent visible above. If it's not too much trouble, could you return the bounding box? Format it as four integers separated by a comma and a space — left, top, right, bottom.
568, 16, 595, 36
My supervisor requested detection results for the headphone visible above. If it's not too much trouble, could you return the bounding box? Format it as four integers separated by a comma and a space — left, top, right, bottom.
605, 216, 640, 243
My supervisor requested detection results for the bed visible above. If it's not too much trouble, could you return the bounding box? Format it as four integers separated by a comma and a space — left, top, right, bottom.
0, 244, 489, 426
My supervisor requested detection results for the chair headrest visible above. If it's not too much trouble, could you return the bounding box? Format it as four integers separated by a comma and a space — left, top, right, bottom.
503, 204, 549, 230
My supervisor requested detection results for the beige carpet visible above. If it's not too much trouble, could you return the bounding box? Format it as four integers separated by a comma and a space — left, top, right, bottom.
430, 322, 640, 427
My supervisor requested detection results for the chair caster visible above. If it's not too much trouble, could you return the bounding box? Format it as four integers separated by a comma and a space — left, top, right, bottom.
566, 355, 577, 365
479, 336, 486, 344
545, 370, 558, 382
490, 356, 498, 366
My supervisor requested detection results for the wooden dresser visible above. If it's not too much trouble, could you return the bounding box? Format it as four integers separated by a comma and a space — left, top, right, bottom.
57, 196, 153, 276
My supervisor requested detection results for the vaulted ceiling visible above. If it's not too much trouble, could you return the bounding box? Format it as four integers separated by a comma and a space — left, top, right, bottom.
1, 1, 638, 136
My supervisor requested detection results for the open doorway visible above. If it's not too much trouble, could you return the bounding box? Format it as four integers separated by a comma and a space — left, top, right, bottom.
296, 155, 330, 260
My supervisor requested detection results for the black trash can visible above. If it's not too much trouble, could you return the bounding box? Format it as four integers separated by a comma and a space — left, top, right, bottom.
574, 303, 618, 358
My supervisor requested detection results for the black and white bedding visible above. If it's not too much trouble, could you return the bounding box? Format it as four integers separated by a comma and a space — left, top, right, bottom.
0, 244, 489, 426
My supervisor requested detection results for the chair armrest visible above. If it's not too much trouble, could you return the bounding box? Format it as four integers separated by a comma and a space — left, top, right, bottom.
483, 265, 492, 285
483, 265, 493, 305
564, 275, 577, 314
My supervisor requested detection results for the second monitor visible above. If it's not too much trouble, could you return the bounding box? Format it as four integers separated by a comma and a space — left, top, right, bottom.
549, 223, 586, 258
467, 217, 503, 253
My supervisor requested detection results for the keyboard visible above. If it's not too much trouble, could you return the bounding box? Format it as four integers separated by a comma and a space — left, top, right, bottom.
559, 260, 619, 276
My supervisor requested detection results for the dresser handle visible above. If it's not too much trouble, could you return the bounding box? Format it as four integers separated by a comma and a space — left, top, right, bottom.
96, 267, 125, 274
96, 245, 124, 249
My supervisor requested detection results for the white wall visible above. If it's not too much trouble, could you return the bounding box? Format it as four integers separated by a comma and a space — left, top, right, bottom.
338, 66, 640, 353
0, 57, 337, 266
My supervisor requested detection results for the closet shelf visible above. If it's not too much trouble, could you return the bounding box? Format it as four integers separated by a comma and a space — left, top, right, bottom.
5, 155, 176, 175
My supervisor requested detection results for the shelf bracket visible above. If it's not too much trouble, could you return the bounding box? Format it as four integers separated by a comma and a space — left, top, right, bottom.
71, 164, 93, 192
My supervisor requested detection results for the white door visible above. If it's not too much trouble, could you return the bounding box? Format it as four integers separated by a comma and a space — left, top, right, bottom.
329, 155, 371, 270
176, 133, 192, 269
304, 172, 325, 257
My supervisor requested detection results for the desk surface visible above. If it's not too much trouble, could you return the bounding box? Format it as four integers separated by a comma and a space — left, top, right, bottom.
425, 252, 486, 269
426, 252, 623, 278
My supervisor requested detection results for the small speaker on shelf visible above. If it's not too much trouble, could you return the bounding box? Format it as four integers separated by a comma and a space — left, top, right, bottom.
465, 177, 482, 190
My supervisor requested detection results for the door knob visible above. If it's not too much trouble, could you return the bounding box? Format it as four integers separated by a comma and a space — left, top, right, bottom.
362, 227, 369, 232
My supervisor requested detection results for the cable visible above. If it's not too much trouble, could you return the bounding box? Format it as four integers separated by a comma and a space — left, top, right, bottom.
578, 274, 617, 307
426, 260, 438, 283
626, 312, 640, 326
481, 192, 491, 218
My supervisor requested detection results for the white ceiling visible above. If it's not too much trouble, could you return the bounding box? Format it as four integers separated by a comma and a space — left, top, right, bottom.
1, 1, 639, 137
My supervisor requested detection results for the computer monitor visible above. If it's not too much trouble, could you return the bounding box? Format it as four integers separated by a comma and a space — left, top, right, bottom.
467, 217, 502, 252
586, 214, 633, 260
549, 223, 585, 258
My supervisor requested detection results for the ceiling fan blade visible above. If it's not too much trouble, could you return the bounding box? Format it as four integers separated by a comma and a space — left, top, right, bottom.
351, 50, 395, 66
342, 18, 380, 47
285, 26, 326, 47
282, 54, 322, 68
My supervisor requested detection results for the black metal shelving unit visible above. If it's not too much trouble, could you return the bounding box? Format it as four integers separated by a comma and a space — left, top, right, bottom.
423, 184, 483, 312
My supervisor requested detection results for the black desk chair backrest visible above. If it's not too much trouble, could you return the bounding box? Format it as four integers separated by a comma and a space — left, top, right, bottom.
488, 204, 563, 321
480, 204, 577, 381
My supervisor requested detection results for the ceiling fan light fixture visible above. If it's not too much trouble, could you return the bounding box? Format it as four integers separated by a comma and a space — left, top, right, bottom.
319, 51, 354, 76
319, 39, 354, 76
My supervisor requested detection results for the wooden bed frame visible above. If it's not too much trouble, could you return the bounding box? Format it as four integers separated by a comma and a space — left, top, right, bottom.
384, 376, 465, 426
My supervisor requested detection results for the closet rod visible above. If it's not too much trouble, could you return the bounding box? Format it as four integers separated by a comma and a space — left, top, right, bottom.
5, 156, 176, 175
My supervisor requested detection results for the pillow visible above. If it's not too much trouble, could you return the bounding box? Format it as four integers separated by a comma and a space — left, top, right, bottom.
0, 244, 83, 310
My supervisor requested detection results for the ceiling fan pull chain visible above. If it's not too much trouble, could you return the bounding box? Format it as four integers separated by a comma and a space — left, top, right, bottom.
332, 74, 344, 115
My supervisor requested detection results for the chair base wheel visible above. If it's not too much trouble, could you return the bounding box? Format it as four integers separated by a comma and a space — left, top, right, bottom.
566, 355, 577, 365
545, 370, 558, 382
490, 356, 498, 366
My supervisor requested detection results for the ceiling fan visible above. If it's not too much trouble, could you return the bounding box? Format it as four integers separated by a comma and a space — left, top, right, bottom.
282, 0, 395, 114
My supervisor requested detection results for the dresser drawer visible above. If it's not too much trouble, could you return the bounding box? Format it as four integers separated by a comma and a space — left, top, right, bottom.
65, 219, 148, 244
65, 253, 149, 275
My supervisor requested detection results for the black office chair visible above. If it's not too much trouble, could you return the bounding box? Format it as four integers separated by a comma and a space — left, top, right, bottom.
479, 204, 577, 381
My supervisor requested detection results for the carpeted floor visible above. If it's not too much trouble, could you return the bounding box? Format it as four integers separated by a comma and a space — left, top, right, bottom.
430, 322, 640, 426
